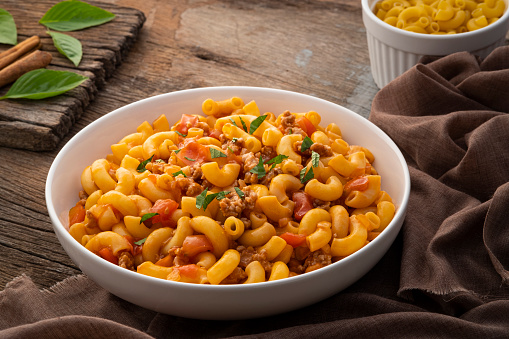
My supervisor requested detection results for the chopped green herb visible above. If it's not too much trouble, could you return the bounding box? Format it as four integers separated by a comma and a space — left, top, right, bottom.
215, 191, 229, 200
227, 146, 235, 154
239, 116, 248, 132
196, 189, 229, 210
174, 149, 181, 154
232, 137, 239, 143
229, 117, 238, 128
266, 154, 289, 170
301, 136, 314, 152
210, 148, 227, 159
134, 238, 146, 245
249, 155, 266, 178
137, 155, 154, 173
311, 151, 320, 168
175, 131, 187, 137
171, 170, 187, 177
140, 213, 159, 224
249, 115, 268, 134
195, 188, 209, 210
234, 187, 245, 199
300, 166, 314, 184
184, 156, 196, 162
289, 128, 293, 135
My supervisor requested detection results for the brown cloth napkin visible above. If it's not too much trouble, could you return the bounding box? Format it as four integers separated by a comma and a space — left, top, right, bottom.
2, 46, 509, 338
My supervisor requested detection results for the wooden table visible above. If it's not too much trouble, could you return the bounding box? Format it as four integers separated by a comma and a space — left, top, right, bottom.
0, 0, 377, 290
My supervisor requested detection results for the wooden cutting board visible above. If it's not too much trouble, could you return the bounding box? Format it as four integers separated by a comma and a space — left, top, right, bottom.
0, 0, 145, 151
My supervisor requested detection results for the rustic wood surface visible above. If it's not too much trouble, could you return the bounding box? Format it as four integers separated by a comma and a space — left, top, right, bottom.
0, 0, 145, 151
0, 0, 392, 290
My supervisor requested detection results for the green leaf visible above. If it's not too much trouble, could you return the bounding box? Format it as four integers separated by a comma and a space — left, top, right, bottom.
249, 155, 266, 178
0, 8, 17, 45
234, 187, 245, 199
266, 154, 289, 170
134, 238, 146, 245
39, 0, 115, 32
0, 69, 88, 100
210, 148, 226, 159
140, 213, 158, 224
137, 155, 154, 173
301, 136, 314, 152
229, 117, 238, 128
249, 115, 268, 134
184, 156, 195, 162
239, 116, 248, 132
171, 170, 186, 177
175, 131, 187, 137
311, 151, 320, 168
173, 149, 181, 154
300, 166, 314, 184
215, 191, 229, 200
47, 31, 82, 66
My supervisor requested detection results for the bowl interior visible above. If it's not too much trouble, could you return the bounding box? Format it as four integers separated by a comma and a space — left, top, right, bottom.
46, 86, 410, 319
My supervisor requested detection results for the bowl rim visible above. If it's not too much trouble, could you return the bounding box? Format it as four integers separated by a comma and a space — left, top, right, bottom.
45, 86, 411, 291
361, 0, 509, 54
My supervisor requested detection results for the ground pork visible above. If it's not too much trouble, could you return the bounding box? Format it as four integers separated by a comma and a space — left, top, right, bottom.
118, 251, 135, 271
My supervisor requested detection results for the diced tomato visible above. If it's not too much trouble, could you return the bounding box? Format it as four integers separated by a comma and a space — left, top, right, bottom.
176, 139, 210, 166
149, 199, 179, 228
344, 176, 369, 193
175, 114, 199, 135
174, 264, 201, 279
68, 203, 86, 226
155, 255, 174, 267
98, 247, 118, 265
208, 128, 222, 140
296, 116, 316, 136
181, 235, 214, 257
292, 191, 313, 221
280, 232, 306, 248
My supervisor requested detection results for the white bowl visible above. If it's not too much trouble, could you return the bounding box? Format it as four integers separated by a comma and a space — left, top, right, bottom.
362, 0, 509, 88
45, 87, 410, 320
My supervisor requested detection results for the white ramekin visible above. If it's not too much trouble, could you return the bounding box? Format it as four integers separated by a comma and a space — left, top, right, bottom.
362, 0, 509, 88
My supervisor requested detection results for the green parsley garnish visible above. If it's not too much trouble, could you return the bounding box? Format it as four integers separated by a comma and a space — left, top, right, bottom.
239, 116, 248, 132
210, 148, 227, 159
301, 136, 314, 152
174, 149, 181, 154
137, 155, 154, 173
249, 115, 268, 134
249, 155, 266, 178
175, 131, 187, 137
184, 156, 196, 162
229, 117, 238, 128
171, 170, 187, 177
300, 166, 314, 184
311, 151, 320, 168
266, 154, 289, 170
234, 187, 245, 199
196, 188, 229, 210
134, 238, 146, 245
140, 213, 159, 224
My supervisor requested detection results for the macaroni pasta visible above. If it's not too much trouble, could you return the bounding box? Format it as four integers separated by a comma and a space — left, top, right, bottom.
68, 96, 396, 284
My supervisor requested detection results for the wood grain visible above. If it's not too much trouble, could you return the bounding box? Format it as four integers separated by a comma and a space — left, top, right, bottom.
0, 0, 381, 290
0, 0, 145, 151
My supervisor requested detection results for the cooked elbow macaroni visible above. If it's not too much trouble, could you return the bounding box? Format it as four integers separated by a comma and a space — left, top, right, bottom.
373, 0, 506, 34
68, 96, 396, 284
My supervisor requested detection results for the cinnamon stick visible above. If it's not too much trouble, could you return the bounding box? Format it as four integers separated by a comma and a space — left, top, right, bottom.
0, 35, 41, 70
0, 50, 52, 88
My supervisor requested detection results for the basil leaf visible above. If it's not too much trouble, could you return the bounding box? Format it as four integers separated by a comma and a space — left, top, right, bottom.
175, 131, 187, 137
229, 118, 240, 130
227, 146, 234, 154
0, 69, 88, 100
184, 156, 195, 162
210, 148, 226, 159
47, 31, 82, 67
266, 154, 289, 170
173, 149, 181, 154
249, 155, 266, 178
301, 136, 314, 152
134, 238, 146, 245
215, 191, 229, 200
249, 115, 268, 134
171, 170, 186, 177
311, 151, 320, 168
234, 187, 245, 199
195, 188, 209, 210
137, 155, 154, 173
140, 213, 158, 224
39, 0, 115, 32
239, 116, 248, 132
0, 9, 17, 45
300, 166, 314, 184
